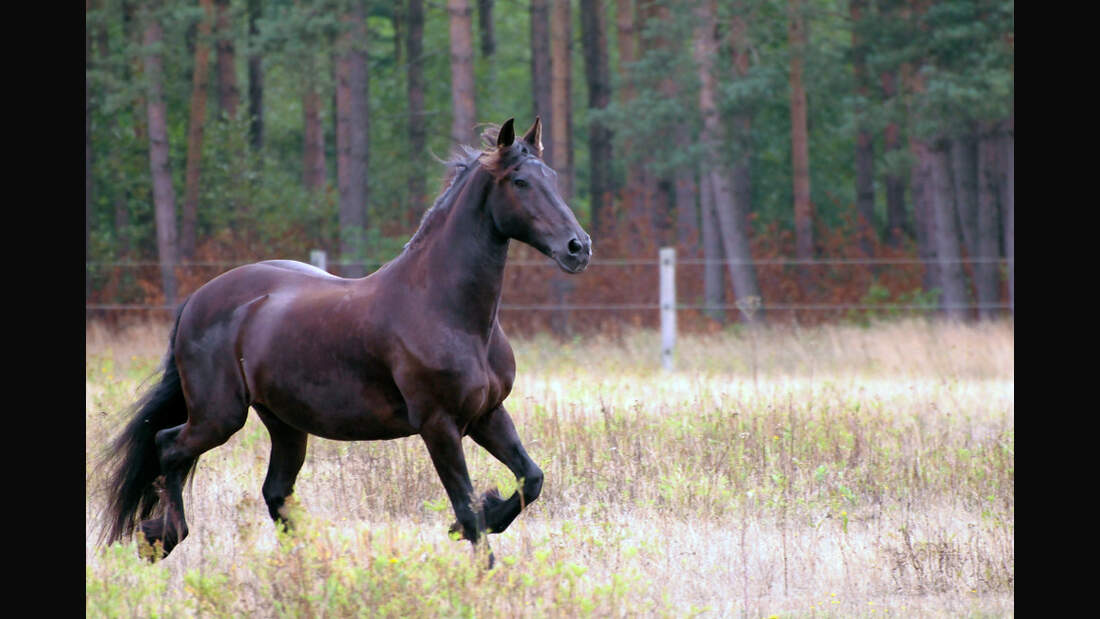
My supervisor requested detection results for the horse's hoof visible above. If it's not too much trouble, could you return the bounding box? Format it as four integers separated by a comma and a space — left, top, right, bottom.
137, 527, 167, 561
138, 519, 181, 561
481, 489, 505, 512
448, 521, 467, 540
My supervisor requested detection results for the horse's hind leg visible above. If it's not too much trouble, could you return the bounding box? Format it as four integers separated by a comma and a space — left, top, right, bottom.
467, 405, 544, 536
253, 405, 308, 530
136, 423, 191, 558
139, 380, 248, 559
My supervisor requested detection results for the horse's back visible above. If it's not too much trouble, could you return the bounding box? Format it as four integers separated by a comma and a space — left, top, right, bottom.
191, 260, 347, 305
175, 260, 354, 352
255, 259, 345, 280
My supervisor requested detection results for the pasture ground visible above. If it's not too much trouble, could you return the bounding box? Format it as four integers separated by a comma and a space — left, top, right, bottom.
86, 318, 1013, 617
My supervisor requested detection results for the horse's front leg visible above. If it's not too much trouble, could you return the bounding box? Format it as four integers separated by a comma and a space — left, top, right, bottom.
419, 412, 494, 568
467, 405, 544, 536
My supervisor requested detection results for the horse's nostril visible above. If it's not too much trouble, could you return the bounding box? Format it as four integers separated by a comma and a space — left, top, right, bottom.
568, 238, 583, 255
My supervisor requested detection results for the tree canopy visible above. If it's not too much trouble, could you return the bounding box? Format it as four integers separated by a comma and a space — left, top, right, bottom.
86, 0, 1013, 327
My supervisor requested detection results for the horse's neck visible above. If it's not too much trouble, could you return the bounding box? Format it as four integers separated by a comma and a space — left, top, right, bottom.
402, 168, 508, 335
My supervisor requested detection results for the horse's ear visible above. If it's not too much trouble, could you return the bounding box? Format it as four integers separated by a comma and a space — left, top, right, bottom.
522, 117, 543, 157
497, 118, 515, 148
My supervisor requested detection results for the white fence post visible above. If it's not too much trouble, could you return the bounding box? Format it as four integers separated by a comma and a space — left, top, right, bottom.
310, 249, 327, 272
660, 246, 676, 371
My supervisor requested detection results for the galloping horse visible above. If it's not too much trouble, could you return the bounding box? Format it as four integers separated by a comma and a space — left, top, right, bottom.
101, 117, 591, 565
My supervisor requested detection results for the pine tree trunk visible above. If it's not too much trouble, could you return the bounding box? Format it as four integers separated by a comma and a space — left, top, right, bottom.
616, 0, 644, 238
694, 0, 763, 324
547, 0, 577, 336
788, 0, 813, 268
530, 0, 553, 161
910, 134, 937, 293
111, 53, 131, 265
904, 62, 938, 294
406, 0, 427, 227
700, 168, 725, 322
335, 0, 370, 278
303, 67, 326, 191
615, 0, 637, 102
930, 136, 969, 320
214, 0, 239, 119
114, 0, 143, 258
709, 165, 764, 325
142, 3, 179, 306
853, 125, 876, 252
477, 0, 496, 92
731, 135, 753, 234
579, 0, 612, 234
1001, 116, 1013, 314
851, 0, 876, 257
729, 10, 755, 256
477, 0, 495, 57
448, 0, 477, 146
880, 67, 908, 245
247, 0, 264, 150
975, 123, 1002, 319
298, 0, 324, 194
124, 1, 147, 145
950, 131, 979, 268
674, 168, 699, 254
181, 0, 215, 261
550, 0, 574, 199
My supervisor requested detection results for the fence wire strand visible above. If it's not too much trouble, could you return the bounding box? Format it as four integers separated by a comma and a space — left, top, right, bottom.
86, 256, 1014, 314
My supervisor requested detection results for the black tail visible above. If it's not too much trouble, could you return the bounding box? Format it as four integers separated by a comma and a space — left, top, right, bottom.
100, 299, 192, 545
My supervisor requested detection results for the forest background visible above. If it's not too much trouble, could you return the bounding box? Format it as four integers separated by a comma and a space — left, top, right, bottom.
84, 0, 1014, 334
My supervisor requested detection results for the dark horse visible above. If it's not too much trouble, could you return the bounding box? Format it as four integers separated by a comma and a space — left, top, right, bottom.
101, 117, 591, 565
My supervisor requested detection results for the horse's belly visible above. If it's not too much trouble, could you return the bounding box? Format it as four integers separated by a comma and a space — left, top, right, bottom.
275, 405, 417, 441
254, 372, 417, 441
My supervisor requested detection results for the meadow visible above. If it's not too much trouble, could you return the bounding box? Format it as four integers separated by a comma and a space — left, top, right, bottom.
86, 318, 1013, 617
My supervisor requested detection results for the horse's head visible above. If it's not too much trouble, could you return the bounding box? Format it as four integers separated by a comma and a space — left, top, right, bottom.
484, 117, 592, 274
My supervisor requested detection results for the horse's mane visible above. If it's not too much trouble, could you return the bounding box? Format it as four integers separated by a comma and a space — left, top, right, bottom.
403, 125, 506, 251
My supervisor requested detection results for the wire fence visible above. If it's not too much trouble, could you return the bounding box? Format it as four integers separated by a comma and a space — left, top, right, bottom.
85, 254, 1014, 320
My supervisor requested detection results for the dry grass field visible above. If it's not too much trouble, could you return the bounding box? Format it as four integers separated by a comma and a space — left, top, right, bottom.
86, 318, 1013, 617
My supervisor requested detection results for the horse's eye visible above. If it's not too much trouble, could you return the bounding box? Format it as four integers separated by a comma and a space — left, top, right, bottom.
513, 178, 529, 189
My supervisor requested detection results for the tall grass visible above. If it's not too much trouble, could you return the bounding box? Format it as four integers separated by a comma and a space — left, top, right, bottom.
87, 318, 1013, 617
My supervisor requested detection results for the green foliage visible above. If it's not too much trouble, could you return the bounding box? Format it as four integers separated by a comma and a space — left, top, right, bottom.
87, 541, 181, 617
847, 278, 943, 325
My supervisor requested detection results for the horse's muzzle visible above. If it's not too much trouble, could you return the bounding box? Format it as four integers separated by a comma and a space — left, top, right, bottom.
555, 234, 592, 273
